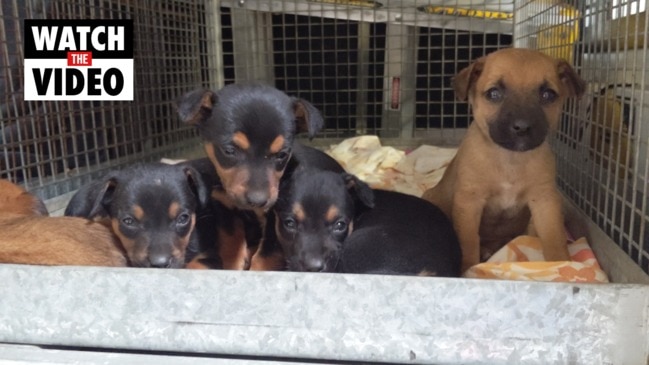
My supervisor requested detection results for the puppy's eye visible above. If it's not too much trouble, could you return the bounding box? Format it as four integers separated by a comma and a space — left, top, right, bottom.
333, 220, 348, 233
176, 213, 190, 226
540, 88, 558, 104
222, 145, 236, 157
122, 217, 135, 226
275, 149, 290, 161
283, 217, 297, 231
485, 87, 503, 102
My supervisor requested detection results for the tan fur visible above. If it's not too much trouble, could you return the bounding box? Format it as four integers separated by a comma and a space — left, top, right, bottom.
168, 202, 180, 220
248, 214, 285, 271
0, 179, 127, 267
0, 180, 48, 216
217, 216, 250, 270
249, 248, 285, 271
185, 253, 213, 269
232, 131, 251, 151
133, 205, 145, 221
292, 202, 306, 222
422, 48, 585, 272
267, 168, 282, 208
205, 142, 250, 208
326, 205, 340, 223
111, 218, 139, 262
211, 188, 237, 210
269, 135, 285, 154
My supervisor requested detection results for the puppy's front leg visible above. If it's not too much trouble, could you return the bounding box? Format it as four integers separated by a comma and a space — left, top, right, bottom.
452, 192, 485, 272
218, 216, 250, 270
528, 188, 569, 262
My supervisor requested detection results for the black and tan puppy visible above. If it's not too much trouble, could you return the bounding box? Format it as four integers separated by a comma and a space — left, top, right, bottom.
422, 48, 586, 272
65, 162, 211, 268
0, 179, 127, 267
176, 83, 343, 270
269, 169, 461, 276
176, 82, 342, 211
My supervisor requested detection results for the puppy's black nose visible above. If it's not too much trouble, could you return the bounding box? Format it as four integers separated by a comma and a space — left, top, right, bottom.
304, 258, 325, 272
245, 191, 269, 208
511, 120, 531, 135
149, 254, 172, 268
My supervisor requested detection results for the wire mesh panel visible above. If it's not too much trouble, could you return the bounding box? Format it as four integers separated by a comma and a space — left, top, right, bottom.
219, 0, 513, 142
0, 0, 218, 200
515, 0, 649, 275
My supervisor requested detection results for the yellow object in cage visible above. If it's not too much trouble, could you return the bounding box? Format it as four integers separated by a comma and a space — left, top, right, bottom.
537, 4, 579, 61
418, 6, 513, 20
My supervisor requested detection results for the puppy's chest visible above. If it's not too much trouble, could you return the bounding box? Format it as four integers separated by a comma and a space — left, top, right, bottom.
484, 182, 527, 217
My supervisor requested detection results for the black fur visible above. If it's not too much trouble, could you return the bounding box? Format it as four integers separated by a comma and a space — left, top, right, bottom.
271, 169, 462, 276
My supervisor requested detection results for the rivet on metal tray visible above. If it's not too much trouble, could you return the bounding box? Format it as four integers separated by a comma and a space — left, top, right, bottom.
394, 13, 402, 21
238, 0, 245, 7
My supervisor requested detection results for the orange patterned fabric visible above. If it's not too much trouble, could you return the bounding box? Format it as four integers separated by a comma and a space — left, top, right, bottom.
464, 235, 609, 283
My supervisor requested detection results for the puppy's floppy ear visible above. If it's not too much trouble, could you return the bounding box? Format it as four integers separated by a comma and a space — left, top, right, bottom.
556, 60, 586, 98
293, 98, 324, 140
183, 166, 210, 208
176, 88, 217, 126
65, 178, 111, 217
452, 57, 485, 101
87, 178, 118, 219
341, 173, 375, 209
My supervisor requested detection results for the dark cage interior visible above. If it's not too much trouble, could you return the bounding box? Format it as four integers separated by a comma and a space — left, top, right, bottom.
220, 9, 512, 135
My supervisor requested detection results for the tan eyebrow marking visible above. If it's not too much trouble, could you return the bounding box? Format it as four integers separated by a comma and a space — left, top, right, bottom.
292, 202, 306, 222
232, 132, 251, 151
270, 135, 285, 154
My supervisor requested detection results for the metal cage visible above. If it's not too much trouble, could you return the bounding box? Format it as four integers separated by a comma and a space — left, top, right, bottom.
1, 0, 218, 202
515, 0, 649, 278
1, 0, 649, 364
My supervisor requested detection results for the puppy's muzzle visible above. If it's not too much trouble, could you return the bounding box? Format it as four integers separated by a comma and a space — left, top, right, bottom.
148, 253, 174, 268
245, 190, 270, 208
511, 119, 532, 136
301, 256, 326, 272
143, 239, 182, 268
489, 102, 549, 152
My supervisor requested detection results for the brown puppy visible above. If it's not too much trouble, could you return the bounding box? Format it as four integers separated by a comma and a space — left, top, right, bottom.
0, 180, 127, 267
422, 48, 585, 272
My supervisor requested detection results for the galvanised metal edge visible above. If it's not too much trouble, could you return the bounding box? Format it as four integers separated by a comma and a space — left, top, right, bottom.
0, 265, 647, 364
